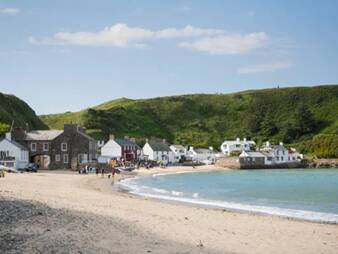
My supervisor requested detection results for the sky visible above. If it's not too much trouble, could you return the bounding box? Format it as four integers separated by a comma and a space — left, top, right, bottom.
1, 0, 338, 114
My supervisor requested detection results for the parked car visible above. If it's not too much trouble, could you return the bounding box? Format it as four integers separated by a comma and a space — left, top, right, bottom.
0, 169, 5, 177
23, 163, 39, 172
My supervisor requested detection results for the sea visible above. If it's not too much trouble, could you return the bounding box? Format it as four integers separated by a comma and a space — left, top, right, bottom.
118, 168, 338, 223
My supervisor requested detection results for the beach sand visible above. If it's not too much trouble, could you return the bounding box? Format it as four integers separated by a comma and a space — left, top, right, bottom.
1, 166, 338, 254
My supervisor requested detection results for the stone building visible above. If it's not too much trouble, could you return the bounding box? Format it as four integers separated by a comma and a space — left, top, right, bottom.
12, 124, 97, 169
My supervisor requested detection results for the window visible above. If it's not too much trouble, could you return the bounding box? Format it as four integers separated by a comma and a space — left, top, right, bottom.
43, 143, 49, 151
235, 144, 241, 148
277, 157, 279, 161
63, 154, 68, 164
288, 156, 290, 161
281, 157, 284, 161
61, 143, 67, 152
55, 154, 60, 162
31, 143, 37, 152
292, 157, 295, 161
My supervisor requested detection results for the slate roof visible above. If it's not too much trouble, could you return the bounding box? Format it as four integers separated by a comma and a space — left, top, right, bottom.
149, 142, 171, 152
171, 144, 186, 150
24, 130, 63, 141
241, 151, 266, 157
0, 138, 28, 151
262, 145, 288, 151
195, 148, 213, 154
115, 138, 140, 148
78, 131, 96, 142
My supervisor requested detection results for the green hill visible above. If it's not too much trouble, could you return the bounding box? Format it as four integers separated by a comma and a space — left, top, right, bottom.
40, 85, 338, 157
0, 92, 48, 135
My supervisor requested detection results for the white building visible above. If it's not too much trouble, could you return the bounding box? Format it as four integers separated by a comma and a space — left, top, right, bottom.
0, 133, 29, 169
187, 146, 216, 164
239, 141, 303, 167
170, 144, 187, 163
142, 140, 175, 164
221, 138, 255, 156
260, 141, 303, 165
100, 135, 141, 162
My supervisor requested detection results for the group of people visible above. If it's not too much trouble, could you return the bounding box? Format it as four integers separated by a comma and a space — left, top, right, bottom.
78, 161, 116, 181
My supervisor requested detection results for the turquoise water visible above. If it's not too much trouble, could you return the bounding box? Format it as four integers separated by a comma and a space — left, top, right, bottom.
119, 169, 338, 223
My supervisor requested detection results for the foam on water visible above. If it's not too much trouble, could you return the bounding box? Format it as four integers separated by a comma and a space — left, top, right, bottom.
118, 170, 338, 224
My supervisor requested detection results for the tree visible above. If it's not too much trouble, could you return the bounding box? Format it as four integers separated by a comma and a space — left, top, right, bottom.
294, 104, 317, 137
0, 123, 10, 136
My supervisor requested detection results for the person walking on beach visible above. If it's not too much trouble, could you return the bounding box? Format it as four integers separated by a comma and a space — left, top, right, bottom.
111, 166, 116, 183
101, 167, 105, 178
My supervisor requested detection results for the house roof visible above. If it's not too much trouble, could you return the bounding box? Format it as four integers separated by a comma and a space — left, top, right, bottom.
0, 138, 28, 151
149, 142, 171, 152
170, 144, 186, 150
24, 130, 63, 141
78, 131, 96, 142
222, 140, 256, 145
241, 151, 266, 157
195, 148, 213, 154
262, 145, 287, 151
115, 138, 140, 148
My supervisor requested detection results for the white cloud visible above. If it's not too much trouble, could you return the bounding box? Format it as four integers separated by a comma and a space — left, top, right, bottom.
178, 32, 268, 55
30, 23, 154, 48
30, 24, 226, 47
237, 61, 291, 74
0, 8, 20, 15
155, 25, 224, 39
29, 23, 269, 56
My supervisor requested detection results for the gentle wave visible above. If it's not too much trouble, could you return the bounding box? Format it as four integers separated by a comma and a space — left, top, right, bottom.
118, 177, 338, 224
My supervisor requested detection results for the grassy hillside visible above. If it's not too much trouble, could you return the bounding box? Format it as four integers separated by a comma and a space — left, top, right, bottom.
0, 92, 48, 135
40, 85, 338, 157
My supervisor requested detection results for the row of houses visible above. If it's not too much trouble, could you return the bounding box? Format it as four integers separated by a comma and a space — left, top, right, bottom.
239, 141, 303, 167
0, 123, 303, 169
98, 135, 216, 165
0, 124, 97, 169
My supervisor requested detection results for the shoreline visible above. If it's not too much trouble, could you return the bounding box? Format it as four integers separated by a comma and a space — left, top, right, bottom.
117, 165, 338, 225
1, 168, 338, 253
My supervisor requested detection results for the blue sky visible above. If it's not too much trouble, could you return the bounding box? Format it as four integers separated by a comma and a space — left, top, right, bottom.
1, 0, 338, 114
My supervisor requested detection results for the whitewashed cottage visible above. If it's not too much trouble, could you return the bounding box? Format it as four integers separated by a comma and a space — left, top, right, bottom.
169, 144, 187, 163
0, 132, 29, 169
187, 146, 216, 164
142, 140, 175, 164
221, 138, 255, 156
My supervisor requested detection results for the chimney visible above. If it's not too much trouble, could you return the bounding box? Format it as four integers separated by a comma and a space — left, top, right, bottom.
64, 124, 77, 134
130, 137, 136, 143
109, 134, 115, 140
162, 139, 166, 144
279, 142, 284, 146
209, 146, 213, 151
145, 138, 149, 143
243, 138, 247, 142
236, 137, 240, 142
266, 141, 270, 147
124, 135, 129, 140
5, 132, 11, 141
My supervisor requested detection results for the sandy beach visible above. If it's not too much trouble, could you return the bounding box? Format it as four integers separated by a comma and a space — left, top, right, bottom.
1, 166, 338, 254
